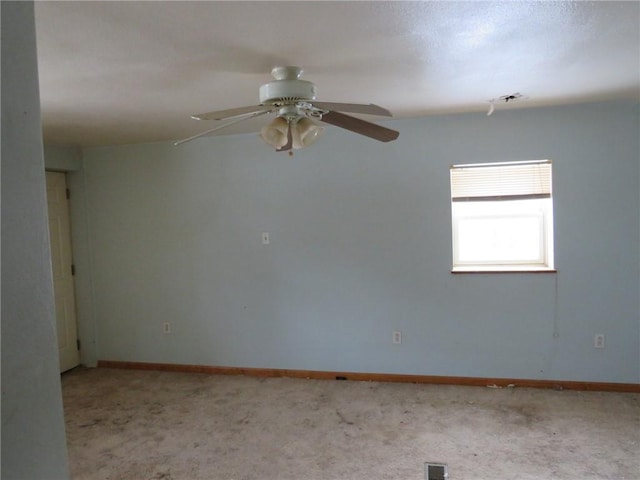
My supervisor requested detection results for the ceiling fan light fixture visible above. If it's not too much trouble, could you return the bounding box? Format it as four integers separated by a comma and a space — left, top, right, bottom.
177, 66, 399, 148
292, 117, 324, 150
260, 116, 289, 149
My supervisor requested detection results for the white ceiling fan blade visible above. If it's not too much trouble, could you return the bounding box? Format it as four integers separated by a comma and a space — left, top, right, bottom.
192, 105, 272, 121
309, 102, 392, 117
174, 110, 272, 146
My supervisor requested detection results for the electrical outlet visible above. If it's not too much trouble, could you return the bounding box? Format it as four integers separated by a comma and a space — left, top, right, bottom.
163, 322, 171, 334
393, 330, 402, 344
594, 334, 605, 349
261, 232, 270, 245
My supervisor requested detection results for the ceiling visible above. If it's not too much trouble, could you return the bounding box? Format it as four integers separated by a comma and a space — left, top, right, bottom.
34, 1, 640, 148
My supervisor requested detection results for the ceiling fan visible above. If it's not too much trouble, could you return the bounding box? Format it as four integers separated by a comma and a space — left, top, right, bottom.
175, 66, 399, 151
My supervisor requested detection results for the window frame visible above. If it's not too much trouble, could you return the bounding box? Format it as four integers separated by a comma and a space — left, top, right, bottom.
450, 160, 555, 273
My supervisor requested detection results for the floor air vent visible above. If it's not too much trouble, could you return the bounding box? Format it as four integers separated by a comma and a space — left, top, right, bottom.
425, 463, 448, 480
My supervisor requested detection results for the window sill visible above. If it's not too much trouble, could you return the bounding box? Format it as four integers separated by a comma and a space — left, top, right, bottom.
451, 269, 557, 274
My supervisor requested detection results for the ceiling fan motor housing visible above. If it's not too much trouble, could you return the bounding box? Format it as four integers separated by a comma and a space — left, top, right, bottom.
259, 66, 317, 105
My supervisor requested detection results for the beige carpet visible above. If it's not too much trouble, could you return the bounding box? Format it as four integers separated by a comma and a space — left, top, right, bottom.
62, 367, 639, 480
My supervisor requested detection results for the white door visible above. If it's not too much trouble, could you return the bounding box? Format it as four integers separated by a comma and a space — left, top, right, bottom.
46, 171, 80, 372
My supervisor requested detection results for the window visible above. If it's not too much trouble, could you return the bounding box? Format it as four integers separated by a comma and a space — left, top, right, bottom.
450, 160, 554, 272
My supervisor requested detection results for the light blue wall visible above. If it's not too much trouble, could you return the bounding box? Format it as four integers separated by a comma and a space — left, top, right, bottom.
80, 101, 639, 383
44, 144, 82, 171
1, 2, 70, 478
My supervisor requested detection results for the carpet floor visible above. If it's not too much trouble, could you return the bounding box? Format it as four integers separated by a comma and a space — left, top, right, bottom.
61, 367, 639, 480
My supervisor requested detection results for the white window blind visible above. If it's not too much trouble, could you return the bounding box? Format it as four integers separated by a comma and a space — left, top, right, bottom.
451, 160, 552, 202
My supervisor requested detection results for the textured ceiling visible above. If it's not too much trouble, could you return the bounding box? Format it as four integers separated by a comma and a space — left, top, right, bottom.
34, 1, 640, 147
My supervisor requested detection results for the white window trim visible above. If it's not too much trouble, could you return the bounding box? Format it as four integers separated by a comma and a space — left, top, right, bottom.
450, 160, 555, 273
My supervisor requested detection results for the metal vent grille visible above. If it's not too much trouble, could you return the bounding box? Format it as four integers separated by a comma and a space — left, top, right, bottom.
425, 462, 448, 480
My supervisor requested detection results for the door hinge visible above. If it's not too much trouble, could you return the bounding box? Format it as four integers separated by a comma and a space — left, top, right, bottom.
66, 188, 71, 200
76, 339, 81, 351
71, 264, 76, 276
